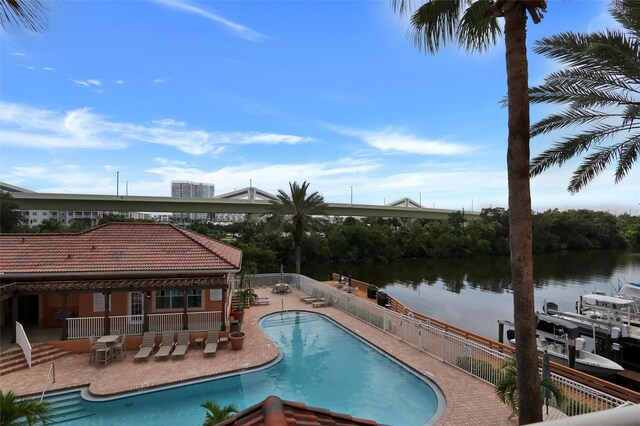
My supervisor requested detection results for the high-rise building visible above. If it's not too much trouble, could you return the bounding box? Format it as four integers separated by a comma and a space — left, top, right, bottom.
170, 181, 215, 225
171, 181, 215, 199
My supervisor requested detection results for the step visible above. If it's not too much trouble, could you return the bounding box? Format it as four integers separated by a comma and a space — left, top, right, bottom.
42, 391, 96, 424
0, 345, 71, 376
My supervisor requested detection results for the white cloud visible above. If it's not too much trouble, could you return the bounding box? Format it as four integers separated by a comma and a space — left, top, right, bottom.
13, 52, 27, 57
153, 118, 187, 127
86, 79, 102, 86
238, 133, 313, 144
149, 0, 267, 42
114, 80, 125, 85
153, 78, 166, 85
0, 101, 315, 155
43, 67, 57, 72
335, 126, 476, 156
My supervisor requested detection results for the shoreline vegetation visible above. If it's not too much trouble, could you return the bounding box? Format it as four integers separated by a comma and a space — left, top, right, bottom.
7, 205, 638, 274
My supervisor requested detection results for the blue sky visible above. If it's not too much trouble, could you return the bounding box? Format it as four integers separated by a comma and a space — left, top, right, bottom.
1, 0, 638, 214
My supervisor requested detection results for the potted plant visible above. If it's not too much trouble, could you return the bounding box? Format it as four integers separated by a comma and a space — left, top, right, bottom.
229, 331, 246, 350
230, 273, 257, 323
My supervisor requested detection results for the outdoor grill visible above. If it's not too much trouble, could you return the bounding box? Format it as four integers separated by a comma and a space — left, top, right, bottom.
377, 291, 389, 307
367, 284, 378, 299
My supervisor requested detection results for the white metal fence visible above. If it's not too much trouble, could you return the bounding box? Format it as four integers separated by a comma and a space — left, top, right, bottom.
67, 311, 222, 338
260, 273, 633, 420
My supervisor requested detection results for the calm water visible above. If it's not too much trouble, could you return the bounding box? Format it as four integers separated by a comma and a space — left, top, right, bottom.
303, 250, 640, 340
63, 312, 441, 425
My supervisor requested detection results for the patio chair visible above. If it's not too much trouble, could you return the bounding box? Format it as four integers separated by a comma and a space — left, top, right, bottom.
134, 332, 157, 362
95, 341, 112, 366
88, 336, 98, 365
171, 330, 190, 359
203, 330, 219, 357
155, 331, 176, 361
112, 334, 127, 360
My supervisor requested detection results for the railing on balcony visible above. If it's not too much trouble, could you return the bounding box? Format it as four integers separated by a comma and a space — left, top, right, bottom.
67, 311, 222, 338
15, 321, 32, 368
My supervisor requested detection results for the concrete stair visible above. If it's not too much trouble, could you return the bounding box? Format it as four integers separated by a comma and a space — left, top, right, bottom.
0, 343, 71, 376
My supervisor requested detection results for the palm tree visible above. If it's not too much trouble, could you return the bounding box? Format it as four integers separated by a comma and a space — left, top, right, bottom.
0, 390, 52, 426
495, 357, 565, 420
529, 0, 639, 193
268, 181, 328, 274
0, 0, 48, 32
201, 400, 239, 426
391, 1, 546, 423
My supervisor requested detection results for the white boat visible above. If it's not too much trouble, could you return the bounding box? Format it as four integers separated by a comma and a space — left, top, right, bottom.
619, 281, 640, 304
506, 314, 624, 377
577, 293, 640, 329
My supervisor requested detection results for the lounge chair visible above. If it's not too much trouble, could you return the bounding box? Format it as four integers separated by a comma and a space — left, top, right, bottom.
155, 331, 175, 360
171, 331, 190, 358
134, 332, 157, 362
171, 330, 190, 359
203, 330, 219, 357
312, 298, 327, 308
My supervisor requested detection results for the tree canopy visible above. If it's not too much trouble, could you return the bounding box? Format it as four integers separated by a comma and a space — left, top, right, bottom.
530, 0, 640, 193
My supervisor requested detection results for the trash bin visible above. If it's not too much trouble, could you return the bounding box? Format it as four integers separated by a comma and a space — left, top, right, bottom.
230, 320, 240, 333
377, 291, 389, 307
367, 285, 378, 299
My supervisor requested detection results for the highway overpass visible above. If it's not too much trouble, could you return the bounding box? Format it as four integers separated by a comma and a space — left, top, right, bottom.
10, 192, 480, 220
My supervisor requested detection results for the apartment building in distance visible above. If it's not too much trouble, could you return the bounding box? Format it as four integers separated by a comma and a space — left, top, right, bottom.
171, 181, 215, 225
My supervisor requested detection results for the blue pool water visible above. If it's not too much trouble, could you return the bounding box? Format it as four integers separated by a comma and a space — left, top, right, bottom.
57, 312, 443, 425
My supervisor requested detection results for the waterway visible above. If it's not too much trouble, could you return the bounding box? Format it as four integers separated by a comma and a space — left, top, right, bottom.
303, 250, 640, 341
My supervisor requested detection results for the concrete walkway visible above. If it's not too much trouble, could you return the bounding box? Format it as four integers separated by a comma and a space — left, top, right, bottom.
0, 287, 514, 425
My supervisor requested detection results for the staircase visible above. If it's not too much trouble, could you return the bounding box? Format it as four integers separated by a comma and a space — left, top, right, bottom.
43, 390, 95, 424
0, 343, 71, 376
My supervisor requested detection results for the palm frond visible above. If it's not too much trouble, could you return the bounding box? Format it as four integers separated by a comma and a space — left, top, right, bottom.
614, 134, 640, 183
532, 67, 639, 100
567, 142, 627, 193
457, 1, 501, 52
530, 109, 620, 137
610, 0, 640, 45
535, 30, 640, 83
540, 377, 565, 407
409, 0, 465, 54
0, 0, 48, 31
530, 124, 620, 177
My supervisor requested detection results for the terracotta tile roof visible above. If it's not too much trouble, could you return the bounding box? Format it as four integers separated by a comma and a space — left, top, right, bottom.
0, 222, 242, 275
217, 395, 380, 426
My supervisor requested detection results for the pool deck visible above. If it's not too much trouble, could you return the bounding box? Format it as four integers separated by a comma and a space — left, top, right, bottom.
0, 287, 514, 425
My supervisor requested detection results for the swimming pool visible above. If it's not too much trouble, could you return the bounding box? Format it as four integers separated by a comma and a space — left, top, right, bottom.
55, 312, 444, 425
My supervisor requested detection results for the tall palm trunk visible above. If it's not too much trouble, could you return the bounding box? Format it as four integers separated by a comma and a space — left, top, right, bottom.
295, 246, 301, 274
504, 3, 541, 424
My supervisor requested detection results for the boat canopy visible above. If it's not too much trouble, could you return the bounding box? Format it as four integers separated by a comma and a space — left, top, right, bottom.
582, 293, 636, 306
619, 282, 640, 300
536, 313, 579, 339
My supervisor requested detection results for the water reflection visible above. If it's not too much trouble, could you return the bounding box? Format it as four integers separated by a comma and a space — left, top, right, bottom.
304, 250, 640, 338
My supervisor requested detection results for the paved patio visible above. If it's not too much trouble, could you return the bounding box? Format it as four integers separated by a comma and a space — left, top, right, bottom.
0, 287, 514, 425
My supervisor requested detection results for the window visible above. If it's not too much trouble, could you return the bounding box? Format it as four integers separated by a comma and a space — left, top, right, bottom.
155, 290, 202, 309
93, 293, 112, 312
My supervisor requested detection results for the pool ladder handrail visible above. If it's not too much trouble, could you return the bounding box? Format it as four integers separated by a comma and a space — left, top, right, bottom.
40, 362, 56, 401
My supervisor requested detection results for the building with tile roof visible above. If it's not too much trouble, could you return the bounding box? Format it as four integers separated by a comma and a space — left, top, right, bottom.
217, 395, 379, 426
0, 222, 242, 342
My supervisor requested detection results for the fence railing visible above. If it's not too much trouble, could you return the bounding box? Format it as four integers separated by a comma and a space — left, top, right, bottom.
67, 311, 222, 338
15, 321, 32, 368
253, 272, 636, 420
